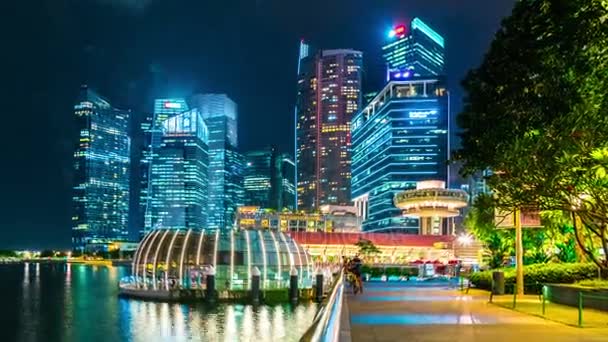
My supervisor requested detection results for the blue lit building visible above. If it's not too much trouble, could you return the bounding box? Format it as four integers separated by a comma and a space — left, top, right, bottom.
190, 94, 243, 230
141, 98, 189, 234
72, 85, 131, 250
382, 18, 445, 77
147, 109, 209, 230
280, 154, 296, 211
351, 77, 449, 233
244, 147, 281, 210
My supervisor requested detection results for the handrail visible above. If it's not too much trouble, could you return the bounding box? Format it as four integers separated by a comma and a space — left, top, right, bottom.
300, 270, 345, 342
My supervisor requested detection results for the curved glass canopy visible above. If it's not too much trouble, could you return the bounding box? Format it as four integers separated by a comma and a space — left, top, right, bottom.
130, 229, 313, 291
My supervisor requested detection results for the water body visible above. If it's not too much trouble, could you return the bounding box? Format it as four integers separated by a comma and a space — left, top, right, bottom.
0, 263, 317, 342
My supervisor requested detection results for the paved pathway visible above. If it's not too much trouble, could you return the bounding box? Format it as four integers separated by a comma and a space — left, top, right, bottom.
346, 280, 608, 342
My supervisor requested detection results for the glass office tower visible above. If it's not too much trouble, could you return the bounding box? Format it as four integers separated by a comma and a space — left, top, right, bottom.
72, 85, 131, 250
190, 94, 242, 230
296, 42, 363, 210
141, 98, 189, 234
382, 17, 445, 77
280, 154, 296, 211
351, 77, 449, 232
147, 109, 209, 230
243, 147, 281, 209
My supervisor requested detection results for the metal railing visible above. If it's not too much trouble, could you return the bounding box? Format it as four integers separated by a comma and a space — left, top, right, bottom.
540, 286, 608, 327
300, 270, 345, 342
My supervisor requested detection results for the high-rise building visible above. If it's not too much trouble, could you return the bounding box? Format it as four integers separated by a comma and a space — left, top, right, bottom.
190, 94, 242, 230
72, 85, 131, 250
296, 42, 363, 211
242, 149, 296, 211
280, 154, 296, 211
382, 18, 445, 78
243, 147, 281, 209
351, 76, 449, 233
147, 109, 209, 230
141, 98, 189, 234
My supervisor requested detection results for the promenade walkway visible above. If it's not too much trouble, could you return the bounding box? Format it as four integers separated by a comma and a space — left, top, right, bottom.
346, 280, 608, 342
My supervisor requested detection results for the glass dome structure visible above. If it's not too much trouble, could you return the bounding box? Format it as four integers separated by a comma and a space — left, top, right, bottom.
130, 229, 313, 292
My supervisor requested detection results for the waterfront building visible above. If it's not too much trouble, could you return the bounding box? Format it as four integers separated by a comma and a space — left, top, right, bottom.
351, 76, 449, 233
72, 85, 131, 250
147, 109, 209, 230
190, 94, 242, 230
394, 180, 468, 235
382, 18, 445, 78
129, 229, 313, 292
295, 41, 363, 211
236, 206, 361, 233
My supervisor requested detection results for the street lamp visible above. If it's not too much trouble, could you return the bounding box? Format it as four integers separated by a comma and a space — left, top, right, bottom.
457, 234, 473, 247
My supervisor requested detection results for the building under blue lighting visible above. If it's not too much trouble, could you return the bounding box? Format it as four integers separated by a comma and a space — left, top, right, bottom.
243, 147, 281, 210
141, 98, 190, 234
383, 18, 445, 78
190, 94, 243, 230
351, 77, 449, 233
147, 109, 209, 230
72, 85, 131, 250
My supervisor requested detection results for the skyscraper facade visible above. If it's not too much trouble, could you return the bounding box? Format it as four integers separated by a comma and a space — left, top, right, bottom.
72, 85, 131, 249
351, 77, 449, 232
190, 94, 242, 230
243, 147, 280, 209
280, 154, 296, 211
141, 98, 189, 233
296, 42, 363, 211
382, 18, 445, 77
147, 109, 209, 230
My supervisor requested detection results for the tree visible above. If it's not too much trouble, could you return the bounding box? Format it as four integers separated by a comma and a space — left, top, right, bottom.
455, 0, 608, 272
355, 239, 381, 260
464, 194, 511, 269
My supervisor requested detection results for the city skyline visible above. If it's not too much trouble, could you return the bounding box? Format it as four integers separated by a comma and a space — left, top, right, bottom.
2, 1, 516, 249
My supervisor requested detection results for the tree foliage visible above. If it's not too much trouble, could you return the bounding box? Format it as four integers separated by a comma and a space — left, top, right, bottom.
355, 239, 380, 258
455, 0, 608, 271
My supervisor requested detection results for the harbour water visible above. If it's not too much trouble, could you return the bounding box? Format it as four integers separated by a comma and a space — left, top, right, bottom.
0, 263, 317, 342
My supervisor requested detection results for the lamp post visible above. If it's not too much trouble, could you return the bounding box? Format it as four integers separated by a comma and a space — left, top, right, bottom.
515, 208, 524, 297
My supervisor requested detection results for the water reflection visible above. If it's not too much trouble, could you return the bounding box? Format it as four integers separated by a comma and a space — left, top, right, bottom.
4, 264, 317, 341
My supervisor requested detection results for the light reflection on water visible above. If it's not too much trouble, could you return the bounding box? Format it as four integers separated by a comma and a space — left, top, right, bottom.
3, 263, 317, 342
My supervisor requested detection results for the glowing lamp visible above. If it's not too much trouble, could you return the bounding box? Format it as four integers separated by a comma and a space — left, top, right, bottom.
394, 73, 402, 78
394, 25, 406, 36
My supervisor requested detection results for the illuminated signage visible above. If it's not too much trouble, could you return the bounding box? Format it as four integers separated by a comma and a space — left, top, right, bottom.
409, 110, 438, 118
164, 102, 182, 109
388, 24, 407, 38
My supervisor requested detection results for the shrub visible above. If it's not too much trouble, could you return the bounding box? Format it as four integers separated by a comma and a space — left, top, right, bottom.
360, 265, 419, 278
469, 263, 599, 294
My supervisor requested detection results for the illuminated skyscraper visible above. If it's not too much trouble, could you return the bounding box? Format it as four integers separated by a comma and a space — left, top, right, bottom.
141, 98, 189, 233
72, 85, 131, 250
190, 94, 242, 230
147, 109, 209, 230
243, 147, 280, 209
296, 42, 363, 211
351, 76, 449, 232
280, 154, 296, 211
382, 18, 445, 77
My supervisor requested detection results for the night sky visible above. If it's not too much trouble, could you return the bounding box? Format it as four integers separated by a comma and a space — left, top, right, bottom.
2, 0, 515, 249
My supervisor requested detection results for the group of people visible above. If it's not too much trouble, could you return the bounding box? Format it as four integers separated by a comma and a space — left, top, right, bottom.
343, 255, 363, 294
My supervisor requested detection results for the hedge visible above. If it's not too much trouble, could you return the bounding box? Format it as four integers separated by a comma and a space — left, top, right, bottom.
469, 263, 599, 294
360, 265, 419, 278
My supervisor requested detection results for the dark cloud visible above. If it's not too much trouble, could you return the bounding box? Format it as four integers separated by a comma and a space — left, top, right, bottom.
95, 0, 152, 11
